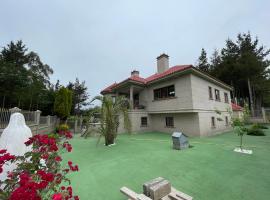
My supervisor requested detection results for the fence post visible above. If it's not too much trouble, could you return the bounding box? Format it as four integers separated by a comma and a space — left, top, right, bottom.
35, 110, 41, 135
74, 119, 78, 134
47, 115, 51, 127
262, 107, 267, 123
9, 107, 21, 114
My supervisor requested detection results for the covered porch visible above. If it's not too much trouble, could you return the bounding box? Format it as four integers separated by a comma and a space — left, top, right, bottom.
113, 83, 146, 110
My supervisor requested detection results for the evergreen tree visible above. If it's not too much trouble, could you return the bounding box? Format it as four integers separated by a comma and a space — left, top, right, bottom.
67, 78, 89, 115
208, 32, 270, 114
196, 48, 210, 73
54, 87, 72, 120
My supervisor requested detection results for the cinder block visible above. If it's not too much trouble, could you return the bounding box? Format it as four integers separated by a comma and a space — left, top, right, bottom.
143, 177, 165, 196
149, 180, 171, 200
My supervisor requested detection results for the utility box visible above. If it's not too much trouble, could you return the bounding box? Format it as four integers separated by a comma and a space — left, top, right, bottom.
172, 132, 189, 150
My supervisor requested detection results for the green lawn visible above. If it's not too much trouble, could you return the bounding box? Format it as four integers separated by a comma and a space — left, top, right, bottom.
62, 127, 270, 200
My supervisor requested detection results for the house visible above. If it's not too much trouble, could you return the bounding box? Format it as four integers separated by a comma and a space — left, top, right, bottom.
231, 103, 244, 119
101, 54, 233, 136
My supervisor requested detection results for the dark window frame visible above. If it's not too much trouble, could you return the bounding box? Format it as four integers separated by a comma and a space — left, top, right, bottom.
154, 85, 175, 100
214, 89, 220, 101
208, 86, 213, 100
165, 117, 174, 128
211, 117, 216, 128
224, 92, 229, 103
141, 117, 148, 127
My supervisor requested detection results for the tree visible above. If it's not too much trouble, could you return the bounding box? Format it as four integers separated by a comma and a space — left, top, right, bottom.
196, 48, 210, 73
67, 78, 89, 115
231, 103, 250, 149
207, 32, 270, 113
54, 87, 72, 121
0, 41, 30, 108
91, 96, 131, 146
209, 48, 221, 72
0, 40, 55, 113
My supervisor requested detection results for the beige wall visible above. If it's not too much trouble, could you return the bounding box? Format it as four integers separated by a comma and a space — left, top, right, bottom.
117, 110, 151, 134
190, 74, 232, 112
197, 112, 232, 136
150, 113, 200, 136
139, 74, 193, 113
233, 110, 243, 119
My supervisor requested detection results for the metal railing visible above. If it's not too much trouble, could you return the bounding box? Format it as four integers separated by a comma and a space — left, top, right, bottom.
0, 108, 11, 129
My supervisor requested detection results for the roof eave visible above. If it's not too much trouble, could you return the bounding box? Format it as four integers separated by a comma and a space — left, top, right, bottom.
191, 67, 233, 91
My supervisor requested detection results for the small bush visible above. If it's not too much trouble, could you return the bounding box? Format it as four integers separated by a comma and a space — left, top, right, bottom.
247, 124, 265, 136
56, 124, 69, 133
255, 123, 268, 129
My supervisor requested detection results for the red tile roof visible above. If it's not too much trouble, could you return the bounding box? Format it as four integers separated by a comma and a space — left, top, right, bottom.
231, 103, 243, 111
101, 83, 118, 93
145, 65, 192, 83
101, 65, 193, 94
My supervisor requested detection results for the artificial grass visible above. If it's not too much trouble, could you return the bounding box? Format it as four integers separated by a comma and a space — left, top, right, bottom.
62, 127, 270, 200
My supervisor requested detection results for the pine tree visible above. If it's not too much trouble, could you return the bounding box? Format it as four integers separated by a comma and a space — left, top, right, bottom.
196, 48, 210, 73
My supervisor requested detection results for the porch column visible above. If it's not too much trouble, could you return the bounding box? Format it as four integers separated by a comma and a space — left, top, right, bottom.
129, 86, 134, 109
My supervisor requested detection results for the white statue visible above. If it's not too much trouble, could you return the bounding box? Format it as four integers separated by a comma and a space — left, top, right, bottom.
0, 113, 32, 181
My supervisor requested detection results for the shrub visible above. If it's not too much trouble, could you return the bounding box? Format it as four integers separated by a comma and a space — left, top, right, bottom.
56, 124, 70, 132
247, 124, 265, 136
255, 123, 268, 129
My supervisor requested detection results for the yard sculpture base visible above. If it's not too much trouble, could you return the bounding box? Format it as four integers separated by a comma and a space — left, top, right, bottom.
120, 177, 193, 200
234, 147, 253, 154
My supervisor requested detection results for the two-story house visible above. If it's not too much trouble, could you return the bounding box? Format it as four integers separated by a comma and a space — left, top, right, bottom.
101, 54, 233, 136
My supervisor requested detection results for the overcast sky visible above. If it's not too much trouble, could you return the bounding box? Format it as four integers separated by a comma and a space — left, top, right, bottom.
1, 0, 269, 106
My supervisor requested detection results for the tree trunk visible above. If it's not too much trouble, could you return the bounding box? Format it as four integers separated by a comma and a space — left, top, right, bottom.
247, 78, 255, 117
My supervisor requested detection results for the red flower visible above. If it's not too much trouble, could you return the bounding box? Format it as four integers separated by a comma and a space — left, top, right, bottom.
67, 186, 73, 197
74, 196, 79, 200
0, 149, 7, 154
52, 193, 63, 200
55, 156, 62, 162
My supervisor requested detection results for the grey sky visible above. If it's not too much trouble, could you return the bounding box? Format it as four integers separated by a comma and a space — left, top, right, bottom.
1, 0, 269, 106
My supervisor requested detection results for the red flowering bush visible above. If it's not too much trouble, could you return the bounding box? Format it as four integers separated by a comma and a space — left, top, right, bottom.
0, 127, 79, 200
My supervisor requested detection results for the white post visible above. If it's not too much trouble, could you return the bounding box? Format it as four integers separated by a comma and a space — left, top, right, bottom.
262, 107, 267, 123
35, 110, 41, 135
74, 119, 78, 134
47, 115, 51, 127
79, 115, 83, 131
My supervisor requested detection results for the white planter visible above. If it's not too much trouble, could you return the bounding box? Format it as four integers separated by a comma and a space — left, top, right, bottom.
234, 147, 253, 154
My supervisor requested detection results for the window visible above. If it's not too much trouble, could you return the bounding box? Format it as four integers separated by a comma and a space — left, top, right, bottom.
154, 85, 175, 100
225, 116, 229, 126
165, 117, 174, 127
215, 89, 220, 101
208, 86, 213, 99
141, 117, 148, 127
224, 92, 229, 103
211, 117, 216, 128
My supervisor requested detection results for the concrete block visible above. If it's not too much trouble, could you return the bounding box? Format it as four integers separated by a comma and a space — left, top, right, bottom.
149, 180, 171, 200
143, 177, 165, 196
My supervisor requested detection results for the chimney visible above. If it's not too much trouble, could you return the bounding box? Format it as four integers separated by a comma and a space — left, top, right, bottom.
157, 53, 169, 73
131, 70, 140, 77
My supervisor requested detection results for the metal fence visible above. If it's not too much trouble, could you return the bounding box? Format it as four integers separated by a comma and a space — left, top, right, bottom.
0, 108, 11, 129
0, 107, 58, 136
0, 108, 37, 129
